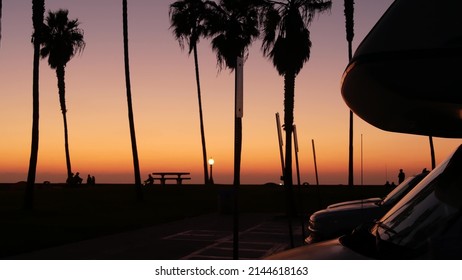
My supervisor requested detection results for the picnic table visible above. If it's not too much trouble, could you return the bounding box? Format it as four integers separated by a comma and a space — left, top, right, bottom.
151, 172, 191, 185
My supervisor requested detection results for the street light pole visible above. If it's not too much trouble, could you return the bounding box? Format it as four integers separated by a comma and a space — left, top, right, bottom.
208, 158, 214, 185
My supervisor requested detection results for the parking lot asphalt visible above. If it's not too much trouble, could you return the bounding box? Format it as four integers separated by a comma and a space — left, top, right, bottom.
11, 213, 304, 260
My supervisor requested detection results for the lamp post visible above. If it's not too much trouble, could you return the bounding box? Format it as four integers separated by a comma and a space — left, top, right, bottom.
208, 158, 214, 185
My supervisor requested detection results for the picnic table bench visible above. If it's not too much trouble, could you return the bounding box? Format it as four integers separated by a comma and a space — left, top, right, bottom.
150, 172, 191, 185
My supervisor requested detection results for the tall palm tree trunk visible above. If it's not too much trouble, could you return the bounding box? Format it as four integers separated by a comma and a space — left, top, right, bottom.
0, 0, 3, 43
348, 111, 353, 186
123, 0, 143, 201
56, 65, 73, 180
345, 0, 355, 187
192, 44, 209, 184
283, 70, 296, 249
25, 0, 45, 210
62, 108, 72, 179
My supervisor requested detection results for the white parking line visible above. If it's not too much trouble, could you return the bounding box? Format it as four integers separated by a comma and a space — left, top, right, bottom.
174, 221, 300, 259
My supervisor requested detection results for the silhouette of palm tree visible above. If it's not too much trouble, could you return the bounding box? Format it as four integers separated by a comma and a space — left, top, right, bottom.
25, 0, 45, 210
207, 0, 260, 182
206, 0, 260, 260
169, 0, 210, 185
40, 9, 85, 182
123, 0, 143, 201
260, 0, 331, 246
344, 0, 354, 186
344, 0, 354, 62
0, 0, 2, 43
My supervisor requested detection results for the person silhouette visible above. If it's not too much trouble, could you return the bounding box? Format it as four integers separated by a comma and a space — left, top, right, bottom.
74, 172, 82, 184
398, 169, 405, 184
144, 174, 154, 185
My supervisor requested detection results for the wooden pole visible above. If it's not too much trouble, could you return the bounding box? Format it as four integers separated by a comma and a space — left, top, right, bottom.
233, 56, 244, 260
312, 139, 319, 186
429, 136, 436, 169
294, 125, 307, 241
294, 125, 301, 186
276, 113, 285, 180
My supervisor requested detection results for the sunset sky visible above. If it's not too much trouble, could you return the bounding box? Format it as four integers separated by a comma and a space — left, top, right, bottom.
1, 0, 460, 185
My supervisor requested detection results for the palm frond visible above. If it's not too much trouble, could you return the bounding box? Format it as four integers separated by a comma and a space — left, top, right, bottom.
261, 0, 330, 75
344, 0, 354, 42
40, 9, 85, 69
261, 6, 281, 55
207, 0, 260, 71
169, 0, 210, 54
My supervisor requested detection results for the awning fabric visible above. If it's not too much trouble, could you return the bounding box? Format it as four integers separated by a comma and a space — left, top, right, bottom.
341, 0, 462, 138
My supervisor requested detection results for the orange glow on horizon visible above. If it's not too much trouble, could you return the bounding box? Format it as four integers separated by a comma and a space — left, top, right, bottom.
1, 0, 461, 185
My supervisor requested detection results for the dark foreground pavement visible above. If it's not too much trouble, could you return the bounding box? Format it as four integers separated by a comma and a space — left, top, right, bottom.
10, 213, 304, 260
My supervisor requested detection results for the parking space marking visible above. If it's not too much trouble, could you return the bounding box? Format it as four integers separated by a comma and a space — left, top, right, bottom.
162, 230, 230, 242
175, 221, 301, 259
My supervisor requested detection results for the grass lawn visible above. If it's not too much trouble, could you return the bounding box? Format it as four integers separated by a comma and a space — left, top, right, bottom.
0, 183, 388, 258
